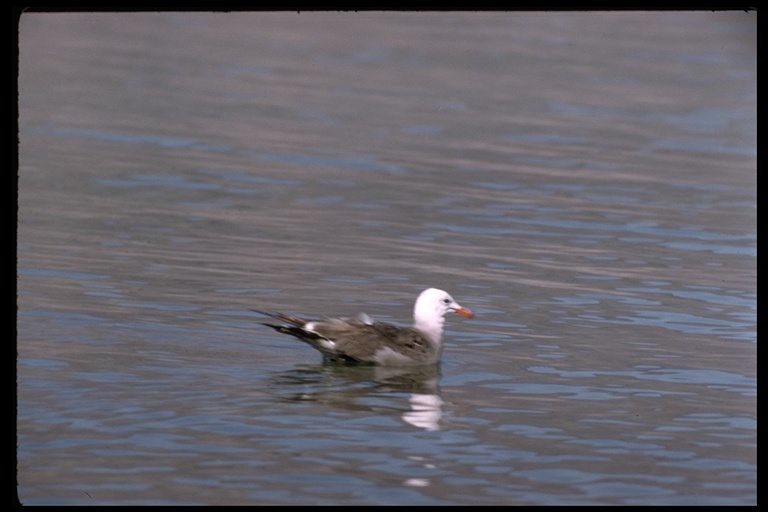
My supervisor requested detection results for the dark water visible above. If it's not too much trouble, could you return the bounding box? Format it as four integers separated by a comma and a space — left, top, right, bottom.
17, 12, 755, 505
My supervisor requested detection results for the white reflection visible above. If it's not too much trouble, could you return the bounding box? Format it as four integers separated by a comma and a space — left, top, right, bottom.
403, 392, 443, 431
403, 477, 431, 487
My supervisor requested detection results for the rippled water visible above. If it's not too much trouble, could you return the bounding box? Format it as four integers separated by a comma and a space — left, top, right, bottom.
17, 11, 755, 505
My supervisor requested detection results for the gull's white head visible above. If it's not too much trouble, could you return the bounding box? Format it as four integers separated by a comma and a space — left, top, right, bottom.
415, 288, 474, 320
412, 288, 473, 344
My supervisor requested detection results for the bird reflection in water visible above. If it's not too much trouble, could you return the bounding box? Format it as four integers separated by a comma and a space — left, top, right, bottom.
270, 363, 444, 431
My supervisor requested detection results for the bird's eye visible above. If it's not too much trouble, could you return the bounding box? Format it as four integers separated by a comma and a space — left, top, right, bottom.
442, 298, 451, 305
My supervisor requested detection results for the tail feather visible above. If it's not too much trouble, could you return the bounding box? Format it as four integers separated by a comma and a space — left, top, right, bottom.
251, 310, 308, 328
259, 322, 321, 340
253, 310, 338, 358
254, 311, 326, 343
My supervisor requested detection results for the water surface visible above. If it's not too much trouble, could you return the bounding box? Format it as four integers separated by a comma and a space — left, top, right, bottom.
17, 11, 755, 505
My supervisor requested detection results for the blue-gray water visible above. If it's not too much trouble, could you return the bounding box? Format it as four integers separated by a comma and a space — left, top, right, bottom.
17, 12, 755, 505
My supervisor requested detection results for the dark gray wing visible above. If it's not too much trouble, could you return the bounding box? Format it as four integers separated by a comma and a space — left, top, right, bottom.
328, 323, 437, 364
255, 311, 437, 364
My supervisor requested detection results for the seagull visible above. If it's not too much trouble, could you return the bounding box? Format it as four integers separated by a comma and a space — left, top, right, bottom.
253, 288, 474, 365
